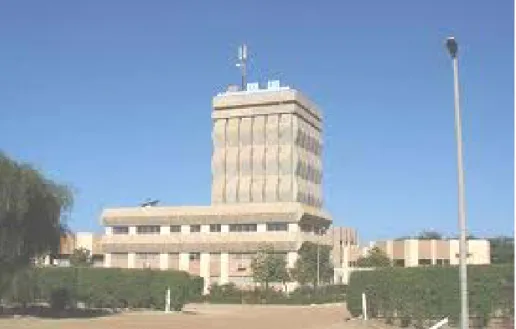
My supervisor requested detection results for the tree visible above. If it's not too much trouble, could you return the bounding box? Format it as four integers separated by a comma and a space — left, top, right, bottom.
356, 246, 391, 267
489, 236, 514, 264
70, 248, 92, 267
291, 242, 333, 287
0, 152, 72, 297
417, 230, 443, 240
250, 244, 289, 291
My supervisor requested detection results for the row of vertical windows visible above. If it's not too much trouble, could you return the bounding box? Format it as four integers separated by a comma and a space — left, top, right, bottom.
229, 224, 257, 232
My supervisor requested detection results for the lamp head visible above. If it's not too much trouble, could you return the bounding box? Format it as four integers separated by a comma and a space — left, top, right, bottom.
446, 37, 458, 58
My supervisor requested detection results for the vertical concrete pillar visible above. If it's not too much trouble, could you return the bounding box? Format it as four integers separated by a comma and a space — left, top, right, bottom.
160, 253, 168, 270
201, 225, 210, 233
404, 240, 419, 267
181, 225, 190, 234
179, 253, 190, 271
257, 223, 267, 233
200, 253, 210, 294
128, 253, 136, 268
161, 226, 170, 235
449, 240, 460, 265
431, 240, 437, 265
105, 227, 113, 235
220, 253, 229, 284
104, 253, 111, 268
288, 223, 298, 233
221, 224, 229, 233
129, 226, 137, 235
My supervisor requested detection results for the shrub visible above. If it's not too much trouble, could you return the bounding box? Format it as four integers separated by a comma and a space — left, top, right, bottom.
50, 287, 72, 310
29, 267, 202, 311
347, 264, 513, 326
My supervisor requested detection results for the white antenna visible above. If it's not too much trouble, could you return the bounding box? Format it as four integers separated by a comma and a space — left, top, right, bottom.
236, 44, 248, 90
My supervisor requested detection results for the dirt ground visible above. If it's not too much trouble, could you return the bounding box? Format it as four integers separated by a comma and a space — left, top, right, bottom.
0, 303, 376, 329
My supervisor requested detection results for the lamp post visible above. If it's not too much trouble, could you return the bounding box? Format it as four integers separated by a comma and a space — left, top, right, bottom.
316, 226, 327, 287
445, 36, 469, 329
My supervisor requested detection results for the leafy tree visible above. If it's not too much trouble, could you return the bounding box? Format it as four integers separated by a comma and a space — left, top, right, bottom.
250, 244, 289, 291
417, 230, 443, 240
356, 246, 391, 268
291, 242, 333, 287
0, 152, 72, 296
70, 248, 92, 267
489, 236, 514, 264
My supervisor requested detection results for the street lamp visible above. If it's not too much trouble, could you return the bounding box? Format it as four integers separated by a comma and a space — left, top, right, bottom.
316, 225, 328, 287
445, 36, 469, 329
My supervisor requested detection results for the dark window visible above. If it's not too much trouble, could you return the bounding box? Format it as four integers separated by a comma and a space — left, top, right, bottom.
418, 259, 432, 266
136, 225, 160, 234
190, 225, 201, 233
170, 225, 181, 233
266, 222, 288, 232
210, 224, 222, 232
229, 224, 257, 232
112, 226, 129, 235
436, 259, 450, 266
189, 252, 200, 261
394, 259, 405, 267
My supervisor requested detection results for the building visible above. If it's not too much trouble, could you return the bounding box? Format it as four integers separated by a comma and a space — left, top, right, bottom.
39, 232, 103, 267
372, 238, 491, 267
99, 81, 332, 292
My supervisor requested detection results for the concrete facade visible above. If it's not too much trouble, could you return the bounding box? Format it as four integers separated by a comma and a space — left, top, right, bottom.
372, 239, 491, 267
99, 82, 332, 293
211, 85, 323, 208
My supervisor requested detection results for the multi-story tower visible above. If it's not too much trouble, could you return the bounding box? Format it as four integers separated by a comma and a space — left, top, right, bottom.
211, 81, 323, 208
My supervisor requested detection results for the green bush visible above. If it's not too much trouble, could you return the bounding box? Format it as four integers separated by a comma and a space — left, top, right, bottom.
347, 265, 514, 327
50, 287, 72, 310
30, 267, 203, 311
204, 283, 346, 305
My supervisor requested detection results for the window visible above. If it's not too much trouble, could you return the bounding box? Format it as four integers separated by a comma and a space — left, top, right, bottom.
394, 259, 405, 267
189, 252, 200, 261
210, 224, 222, 232
418, 259, 432, 266
190, 225, 201, 233
170, 225, 181, 233
112, 226, 129, 235
229, 224, 257, 232
266, 222, 288, 232
436, 259, 450, 266
136, 225, 160, 234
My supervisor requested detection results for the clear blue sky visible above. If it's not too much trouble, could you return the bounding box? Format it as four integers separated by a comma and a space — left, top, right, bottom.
0, 1, 513, 242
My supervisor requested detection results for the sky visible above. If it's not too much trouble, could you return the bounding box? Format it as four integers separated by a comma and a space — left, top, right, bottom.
0, 1, 513, 243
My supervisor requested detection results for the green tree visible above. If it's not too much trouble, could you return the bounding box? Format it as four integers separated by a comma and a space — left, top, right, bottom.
0, 152, 72, 297
489, 236, 514, 264
291, 242, 333, 287
70, 247, 92, 267
417, 230, 443, 240
356, 246, 391, 268
251, 244, 289, 291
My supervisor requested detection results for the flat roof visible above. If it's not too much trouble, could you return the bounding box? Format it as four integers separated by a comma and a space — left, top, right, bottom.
101, 202, 331, 223
212, 88, 322, 121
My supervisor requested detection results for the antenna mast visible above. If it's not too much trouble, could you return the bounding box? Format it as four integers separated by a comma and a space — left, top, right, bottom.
236, 44, 248, 90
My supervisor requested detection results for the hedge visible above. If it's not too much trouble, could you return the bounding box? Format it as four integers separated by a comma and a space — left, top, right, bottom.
347, 264, 514, 328
205, 283, 347, 305
6, 267, 203, 311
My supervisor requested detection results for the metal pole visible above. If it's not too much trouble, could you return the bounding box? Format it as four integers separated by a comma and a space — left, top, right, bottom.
316, 242, 320, 286
447, 37, 469, 329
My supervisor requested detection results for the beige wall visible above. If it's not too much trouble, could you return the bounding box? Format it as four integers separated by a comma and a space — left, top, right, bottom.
372, 239, 491, 266
211, 86, 323, 208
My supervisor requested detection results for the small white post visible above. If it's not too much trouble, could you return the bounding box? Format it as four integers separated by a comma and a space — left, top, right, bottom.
429, 318, 449, 329
165, 287, 171, 313
361, 292, 368, 321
